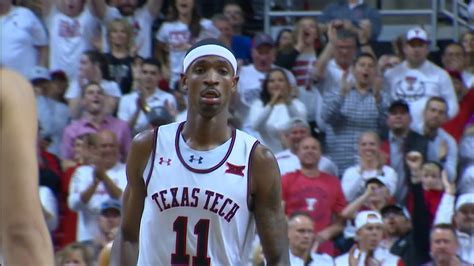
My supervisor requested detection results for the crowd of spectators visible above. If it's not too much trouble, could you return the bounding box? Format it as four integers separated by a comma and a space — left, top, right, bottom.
1, 0, 474, 265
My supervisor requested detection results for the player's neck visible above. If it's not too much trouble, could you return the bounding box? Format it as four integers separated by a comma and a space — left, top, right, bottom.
182, 118, 231, 150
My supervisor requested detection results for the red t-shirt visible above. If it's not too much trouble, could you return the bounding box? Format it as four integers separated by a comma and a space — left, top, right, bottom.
282, 170, 347, 255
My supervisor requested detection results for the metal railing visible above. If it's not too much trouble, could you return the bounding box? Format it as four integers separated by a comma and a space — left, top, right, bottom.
263, 0, 473, 49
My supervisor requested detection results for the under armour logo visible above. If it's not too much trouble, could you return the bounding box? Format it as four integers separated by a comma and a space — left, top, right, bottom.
159, 157, 171, 166
225, 162, 245, 177
189, 155, 203, 164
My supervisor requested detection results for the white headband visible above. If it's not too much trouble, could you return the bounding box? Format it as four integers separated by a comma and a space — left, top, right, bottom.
182, 44, 237, 75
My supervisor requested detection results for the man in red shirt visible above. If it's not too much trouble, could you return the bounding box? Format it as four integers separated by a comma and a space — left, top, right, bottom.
282, 136, 347, 256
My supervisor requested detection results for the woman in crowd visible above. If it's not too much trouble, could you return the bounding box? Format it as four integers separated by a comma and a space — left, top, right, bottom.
322, 53, 391, 173
249, 68, 307, 153
156, 0, 220, 89
104, 19, 135, 95
341, 131, 398, 202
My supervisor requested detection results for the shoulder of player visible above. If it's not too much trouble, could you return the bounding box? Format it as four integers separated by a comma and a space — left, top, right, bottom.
0, 69, 35, 108
130, 128, 156, 153
250, 144, 280, 183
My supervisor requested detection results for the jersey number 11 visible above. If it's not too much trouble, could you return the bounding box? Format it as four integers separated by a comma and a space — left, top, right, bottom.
171, 216, 211, 265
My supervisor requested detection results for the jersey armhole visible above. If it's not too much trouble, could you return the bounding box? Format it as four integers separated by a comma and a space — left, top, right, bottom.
246, 140, 260, 211
144, 126, 159, 194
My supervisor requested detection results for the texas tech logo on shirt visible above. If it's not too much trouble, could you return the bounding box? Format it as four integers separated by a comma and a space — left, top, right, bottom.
394, 76, 426, 102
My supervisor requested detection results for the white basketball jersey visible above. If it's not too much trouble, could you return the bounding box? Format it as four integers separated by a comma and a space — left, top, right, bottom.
138, 122, 259, 265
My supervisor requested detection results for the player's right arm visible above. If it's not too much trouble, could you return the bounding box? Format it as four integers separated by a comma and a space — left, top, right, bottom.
111, 129, 154, 266
0, 69, 54, 265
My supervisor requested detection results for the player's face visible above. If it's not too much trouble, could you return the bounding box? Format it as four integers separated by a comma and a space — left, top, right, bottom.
288, 216, 314, 253
182, 55, 238, 118
82, 84, 105, 114
357, 223, 384, 250
430, 229, 459, 263
404, 40, 429, 67
454, 204, 474, 234
387, 107, 411, 131
296, 137, 321, 167
424, 100, 447, 129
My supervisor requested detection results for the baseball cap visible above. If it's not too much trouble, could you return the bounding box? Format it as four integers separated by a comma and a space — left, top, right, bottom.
28, 66, 50, 81
388, 99, 410, 113
455, 193, 474, 211
366, 175, 396, 196
406, 27, 428, 43
381, 204, 411, 220
253, 33, 275, 48
355, 210, 384, 230
100, 199, 121, 215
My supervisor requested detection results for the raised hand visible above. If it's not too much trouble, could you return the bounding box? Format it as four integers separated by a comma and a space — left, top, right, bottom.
405, 151, 423, 183
441, 170, 456, 195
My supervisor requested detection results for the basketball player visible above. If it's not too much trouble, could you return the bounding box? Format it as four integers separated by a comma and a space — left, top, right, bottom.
111, 39, 290, 265
0, 68, 54, 264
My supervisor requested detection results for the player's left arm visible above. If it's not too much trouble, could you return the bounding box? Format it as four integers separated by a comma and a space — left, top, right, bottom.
251, 144, 289, 265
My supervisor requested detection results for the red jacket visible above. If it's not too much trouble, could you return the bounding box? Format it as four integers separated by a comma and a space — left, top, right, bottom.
443, 89, 474, 142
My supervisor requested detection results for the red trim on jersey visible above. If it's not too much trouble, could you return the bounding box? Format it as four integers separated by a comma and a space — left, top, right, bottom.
246, 141, 260, 211
145, 127, 159, 194
175, 122, 236, 174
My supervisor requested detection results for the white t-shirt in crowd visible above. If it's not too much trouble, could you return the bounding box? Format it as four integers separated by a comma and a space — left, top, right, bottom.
39, 186, 58, 232
68, 163, 127, 241
65, 79, 122, 99
384, 60, 459, 127
117, 88, 177, 134
0, 6, 48, 77
102, 6, 155, 58
46, 6, 99, 80
156, 19, 220, 87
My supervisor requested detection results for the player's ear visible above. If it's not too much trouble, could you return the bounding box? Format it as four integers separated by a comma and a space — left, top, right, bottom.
180, 73, 187, 88
231, 76, 239, 92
